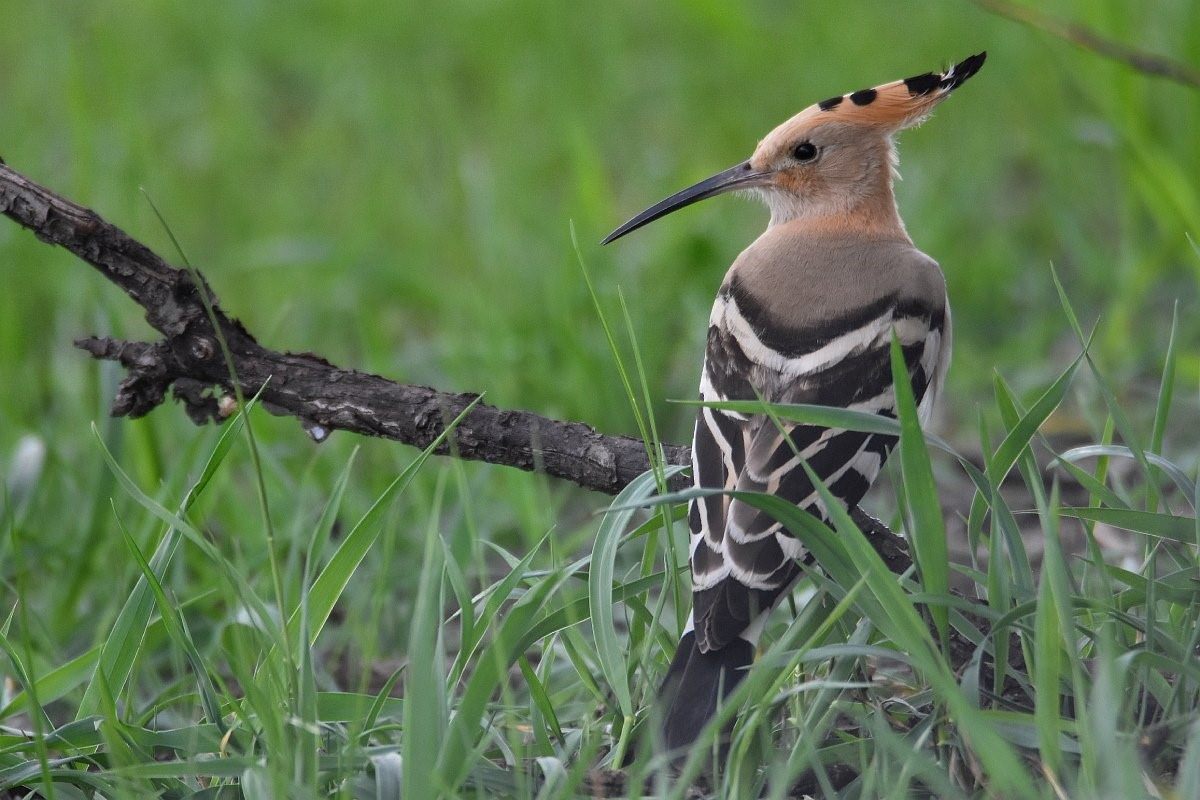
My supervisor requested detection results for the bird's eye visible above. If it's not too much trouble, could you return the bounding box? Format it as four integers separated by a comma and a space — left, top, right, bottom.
792, 142, 818, 162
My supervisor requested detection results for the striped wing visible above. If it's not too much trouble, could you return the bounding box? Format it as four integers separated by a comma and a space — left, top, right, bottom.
688, 281, 947, 653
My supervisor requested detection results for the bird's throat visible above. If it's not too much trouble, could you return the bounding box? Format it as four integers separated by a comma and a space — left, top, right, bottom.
765, 174, 908, 241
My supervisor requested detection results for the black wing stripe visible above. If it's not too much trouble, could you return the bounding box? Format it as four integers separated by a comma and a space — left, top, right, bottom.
827, 467, 870, 504
773, 429, 869, 502
726, 276, 893, 356
747, 424, 827, 480
723, 275, 945, 358
803, 342, 925, 406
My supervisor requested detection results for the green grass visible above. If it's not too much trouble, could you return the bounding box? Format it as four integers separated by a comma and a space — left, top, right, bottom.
2, 1, 1199, 797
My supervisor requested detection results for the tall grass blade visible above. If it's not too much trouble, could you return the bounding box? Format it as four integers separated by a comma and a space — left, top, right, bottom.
402, 487, 447, 800
1058, 507, 1195, 542
1150, 301, 1179, 457
889, 336, 949, 643
1033, 539, 1064, 777
968, 346, 1086, 530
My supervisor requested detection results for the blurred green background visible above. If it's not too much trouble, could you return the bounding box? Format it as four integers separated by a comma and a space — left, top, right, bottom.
1, 0, 1197, 670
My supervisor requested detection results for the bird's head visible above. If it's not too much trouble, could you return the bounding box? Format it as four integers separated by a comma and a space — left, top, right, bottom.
602, 52, 985, 243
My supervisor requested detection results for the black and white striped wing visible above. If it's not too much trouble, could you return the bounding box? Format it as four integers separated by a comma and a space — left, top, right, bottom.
688, 286, 947, 654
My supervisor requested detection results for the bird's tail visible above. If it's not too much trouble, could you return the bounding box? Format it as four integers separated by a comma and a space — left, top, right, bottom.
657, 630, 755, 757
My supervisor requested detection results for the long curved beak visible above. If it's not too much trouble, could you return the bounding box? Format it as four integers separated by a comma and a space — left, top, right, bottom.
601, 159, 769, 245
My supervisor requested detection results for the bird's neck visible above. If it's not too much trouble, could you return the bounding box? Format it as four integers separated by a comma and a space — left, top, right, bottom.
767, 174, 910, 242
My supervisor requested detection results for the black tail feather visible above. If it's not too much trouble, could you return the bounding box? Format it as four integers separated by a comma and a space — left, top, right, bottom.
658, 630, 754, 757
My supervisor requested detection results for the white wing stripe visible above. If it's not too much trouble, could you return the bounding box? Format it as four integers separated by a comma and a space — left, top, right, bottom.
918, 300, 951, 424
720, 294, 929, 376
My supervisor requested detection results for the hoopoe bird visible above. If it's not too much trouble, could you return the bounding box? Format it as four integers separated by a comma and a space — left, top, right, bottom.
603, 53, 985, 755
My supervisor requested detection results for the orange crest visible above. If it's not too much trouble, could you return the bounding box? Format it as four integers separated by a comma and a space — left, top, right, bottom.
777, 52, 987, 137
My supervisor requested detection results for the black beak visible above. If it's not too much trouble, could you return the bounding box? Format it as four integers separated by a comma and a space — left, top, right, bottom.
601, 159, 769, 245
